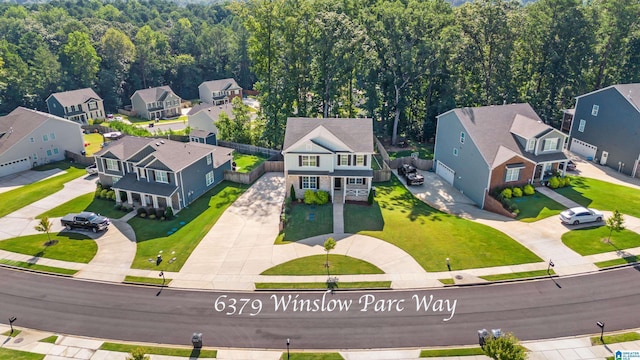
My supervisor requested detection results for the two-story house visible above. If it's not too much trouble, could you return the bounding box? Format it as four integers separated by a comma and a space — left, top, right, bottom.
187, 102, 233, 137
130, 86, 182, 120
568, 83, 640, 177
282, 117, 374, 203
46, 88, 105, 124
433, 103, 569, 209
0, 107, 84, 177
198, 78, 243, 105
93, 136, 233, 212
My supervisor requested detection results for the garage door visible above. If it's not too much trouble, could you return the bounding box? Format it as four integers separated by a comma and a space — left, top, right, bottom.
570, 138, 597, 160
0, 157, 31, 178
436, 160, 455, 185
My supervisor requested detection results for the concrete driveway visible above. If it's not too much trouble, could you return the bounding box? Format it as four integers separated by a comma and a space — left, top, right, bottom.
565, 152, 640, 189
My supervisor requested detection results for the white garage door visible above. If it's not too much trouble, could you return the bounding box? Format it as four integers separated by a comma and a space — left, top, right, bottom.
570, 138, 597, 160
436, 160, 455, 185
0, 157, 31, 178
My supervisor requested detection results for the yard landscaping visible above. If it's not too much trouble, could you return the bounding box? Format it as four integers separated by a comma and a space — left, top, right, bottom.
0, 161, 86, 218
36, 192, 125, 220
255, 281, 391, 289
233, 152, 270, 173
480, 269, 555, 281
561, 226, 640, 256
514, 191, 565, 222
82, 133, 103, 156
420, 347, 484, 357
0, 259, 77, 275
0, 347, 43, 360
276, 203, 333, 243
344, 176, 542, 272
124, 275, 172, 286
287, 353, 344, 360
595, 256, 638, 268
128, 181, 247, 272
386, 140, 434, 160
260, 255, 384, 275
0, 233, 97, 263
99, 342, 216, 358
554, 177, 640, 218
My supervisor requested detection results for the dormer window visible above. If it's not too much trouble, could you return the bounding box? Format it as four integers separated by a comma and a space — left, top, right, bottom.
155, 170, 168, 183
591, 105, 599, 116
526, 139, 535, 151
542, 138, 558, 151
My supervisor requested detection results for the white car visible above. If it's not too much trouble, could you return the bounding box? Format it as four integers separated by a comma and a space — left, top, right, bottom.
559, 207, 604, 225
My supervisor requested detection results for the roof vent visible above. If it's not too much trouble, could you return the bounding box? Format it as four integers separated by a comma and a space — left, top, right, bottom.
160, 140, 165, 144
155, 142, 160, 146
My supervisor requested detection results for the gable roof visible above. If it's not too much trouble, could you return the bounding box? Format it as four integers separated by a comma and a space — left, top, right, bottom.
190, 129, 216, 138
576, 83, 640, 112
199, 78, 241, 92
95, 136, 232, 171
0, 107, 80, 156
131, 86, 178, 103
48, 88, 101, 106
282, 118, 373, 153
443, 103, 565, 168
187, 103, 233, 119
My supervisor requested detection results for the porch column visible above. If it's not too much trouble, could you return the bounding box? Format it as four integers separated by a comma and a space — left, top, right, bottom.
153, 196, 159, 208
126, 191, 133, 206
330, 177, 334, 203
342, 177, 346, 204
115, 190, 121, 203
140, 195, 147, 207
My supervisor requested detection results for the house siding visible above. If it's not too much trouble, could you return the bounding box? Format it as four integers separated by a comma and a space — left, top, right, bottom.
180, 155, 229, 207
46, 97, 65, 118
188, 111, 219, 134
571, 87, 640, 176
489, 155, 535, 191
130, 94, 148, 120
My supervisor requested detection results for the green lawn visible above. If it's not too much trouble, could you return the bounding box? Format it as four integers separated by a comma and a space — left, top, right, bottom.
0, 347, 43, 360
420, 347, 484, 357
287, 354, 344, 360
562, 226, 640, 256
82, 133, 103, 156
2, 329, 21, 337
0, 161, 86, 218
276, 203, 333, 243
124, 275, 172, 286
514, 191, 565, 222
261, 255, 384, 275
233, 152, 270, 173
36, 193, 125, 220
129, 181, 247, 272
439, 278, 455, 285
255, 281, 391, 289
0, 259, 77, 275
39, 335, 58, 344
99, 342, 216, 358
0, 233, 96, 263
555, 177, 640, 218
590, 331, 640, 345
344, 176, 542, 271
387, 141, 434, 160
480, 269, 555, 281
595, 256, 638, 268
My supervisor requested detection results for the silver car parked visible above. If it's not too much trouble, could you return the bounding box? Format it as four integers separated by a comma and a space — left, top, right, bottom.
559, 207, 603, 225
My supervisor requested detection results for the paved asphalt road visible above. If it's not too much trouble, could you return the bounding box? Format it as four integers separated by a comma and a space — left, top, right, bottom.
1, 267, 640, 350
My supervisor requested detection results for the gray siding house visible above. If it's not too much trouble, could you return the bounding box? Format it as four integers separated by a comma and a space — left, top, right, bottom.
434, 103, 569, 208
130, 86, 182, 120
198, 78, 243, 105
187, 103, 232, 135
0, 107, 84, 177
93, 136, 232, 212
568, 84, 640, 177
46, 88, 105, 124
282, 117, 374, 203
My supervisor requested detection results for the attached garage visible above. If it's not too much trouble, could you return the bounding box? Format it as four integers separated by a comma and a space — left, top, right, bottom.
570, 138, 597, 160
436, 160, 455, 185
0, 157, 31, 178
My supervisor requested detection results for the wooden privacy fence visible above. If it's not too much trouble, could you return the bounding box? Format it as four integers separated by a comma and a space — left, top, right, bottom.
65, 150, 94, 166
224, 161, 284, 184
389, 157, 433, 171
217, 140, 280, 157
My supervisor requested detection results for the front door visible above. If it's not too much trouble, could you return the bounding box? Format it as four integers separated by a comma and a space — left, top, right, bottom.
600, 151, 609, 165
334, 177, 342, 189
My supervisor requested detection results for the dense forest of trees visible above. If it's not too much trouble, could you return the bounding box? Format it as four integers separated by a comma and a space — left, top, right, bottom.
1, 0, 639, 147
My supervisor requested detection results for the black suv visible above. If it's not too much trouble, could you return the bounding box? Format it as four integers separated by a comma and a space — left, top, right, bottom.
398, 164, 425, 186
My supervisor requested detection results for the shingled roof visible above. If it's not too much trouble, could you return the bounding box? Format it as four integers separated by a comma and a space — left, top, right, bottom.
199, 78, 241, 92
48, 88, 101, 106
131, 86, 177, 103
282, 118, 373, 153
187, 103, 233, 119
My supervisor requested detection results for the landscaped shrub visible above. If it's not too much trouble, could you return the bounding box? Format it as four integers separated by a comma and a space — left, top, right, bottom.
523, 184, 535, 196
315, 190, 329, 205
367, 189, 374, 205
165, 207, 174, 219
500, 188, 513, 199
148, 214, 156, 220
562, 176, 572, 187
106, 190, 116, 201
100, 189, 109, 198
290, 185, 296, 202
154, 208, 164, 218
136, 207, 147, 217
548, 176, 561, 189
512, 187, 523, 197
304, 190, 317, 205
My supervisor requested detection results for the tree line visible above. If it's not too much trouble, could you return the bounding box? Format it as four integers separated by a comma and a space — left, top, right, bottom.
1, 0, 639, 148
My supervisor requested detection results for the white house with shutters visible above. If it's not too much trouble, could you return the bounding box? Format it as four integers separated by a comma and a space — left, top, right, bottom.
282, 117, 374, 203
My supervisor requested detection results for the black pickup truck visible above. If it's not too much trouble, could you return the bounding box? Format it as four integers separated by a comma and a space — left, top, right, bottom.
398, 164, 425, 186
61, 212, 110, 233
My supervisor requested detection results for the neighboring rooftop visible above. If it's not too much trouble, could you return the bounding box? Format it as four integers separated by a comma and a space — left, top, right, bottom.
200, 78, 242, 92
187, 103, 233, 119
131, 86, 178, 103
48, 88, 101, 106
283, 117, 373, 153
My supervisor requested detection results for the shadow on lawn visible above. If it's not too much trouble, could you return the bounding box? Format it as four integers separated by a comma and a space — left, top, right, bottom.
555, 177, 593, 207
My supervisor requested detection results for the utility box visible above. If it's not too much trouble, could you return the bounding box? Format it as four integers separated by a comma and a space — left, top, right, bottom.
191, 333, 203, 348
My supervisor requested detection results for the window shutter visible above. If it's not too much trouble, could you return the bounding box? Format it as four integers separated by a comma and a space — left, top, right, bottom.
316, 156, 320, 167
348, 156, 351, 166
337, 156, 341, 166
364, 156, 367, 166
299, 156, 302, 166
363, 178, 367, 185
316, 177, 319, 189
299, 177, 302, 189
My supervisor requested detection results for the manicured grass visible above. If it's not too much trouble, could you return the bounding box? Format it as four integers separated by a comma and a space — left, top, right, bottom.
0, 348, 44, 360
233, 152, 269, 173
82, 133, 103, 156
0, 259, 77, 275
562, 226, 640, 256
439, 278, 455, 285
261, 255, 384, 275
255, 281, 391, 289
276, 203, 333, 243
287, 353, 344, 360
590, 331, 640, 345
39, 335, 58, 343
420, 347, 484, 357
124, 275, 172, 286
345, 176, 542, 271
0, 233, 96, 263
387, 141, 434, 160
555, 177, 640, 218
514, 191, 565, 222
595, 256, 638, 268
129, 181, 247, 272
480, 269, 555, 281
36, 193, 125, 220
2, 329, 22, 337
99, 342, 216, 358
0, 161, 86, 218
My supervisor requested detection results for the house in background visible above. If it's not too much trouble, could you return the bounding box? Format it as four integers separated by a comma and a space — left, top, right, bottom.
568, 83, 640, 178
130, 86, 182, 120
0, 107, 84, 177
433, 103, 569, 209
46, 88, 105, 124
189, 129, 217, 146
282, 117, 374, 203
198, 78, 243, 105
93, 136, 233, 212
187, 103, 234, 140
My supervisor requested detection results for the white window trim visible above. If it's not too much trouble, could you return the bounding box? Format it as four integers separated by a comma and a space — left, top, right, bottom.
106, 159, 119, 171
578, 119, 586, 132
591, 104, 599, 116
206, 171, 214, 186
301, 176, 317, 189
301, 155, 317, 167
206, 154, 212, 165
339, 154, 349, 166
347, 178, 364, 185
526, 139, 535, 151
543, 138, 558, 151
505, 168, 520, 182
355, 155, 365, 166
155, 170, 168, 183
453, 148, 458, 156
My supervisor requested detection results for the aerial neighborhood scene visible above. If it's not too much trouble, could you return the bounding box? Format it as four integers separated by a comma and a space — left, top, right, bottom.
1, 0, 640, 359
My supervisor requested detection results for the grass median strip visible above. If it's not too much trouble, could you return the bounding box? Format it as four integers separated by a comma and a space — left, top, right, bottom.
420, 347, 484, 357
39, 335, 58, 344
0, 233, 97, 263
124, 275, 172, 286
590, 331, 640, 345
2, 329, 22, 337
439, 278, 455, 285
287, 353, 344, 359
596, 256, 638, 268
0, 347, 44, 360
562, 227, 640, 256
480, 270, 555, 281
99, 342, 216, 357
0, 259, 77, 275
261, 255, 383, 275
255, 281, 391, 289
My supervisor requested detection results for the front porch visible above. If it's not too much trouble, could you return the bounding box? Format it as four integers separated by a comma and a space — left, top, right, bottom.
286, 173, 372, 204
112, 173, 181, 212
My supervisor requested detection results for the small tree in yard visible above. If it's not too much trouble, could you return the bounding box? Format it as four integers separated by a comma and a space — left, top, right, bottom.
483, 333, 527, 360
606, 210, 625, 242
324, 237, 336, 276
35, 216, 53, 243
126, 348, 149, 360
